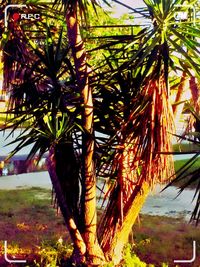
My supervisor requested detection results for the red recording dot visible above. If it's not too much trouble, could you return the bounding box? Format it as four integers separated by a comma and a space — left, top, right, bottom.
12, 13, 20, 21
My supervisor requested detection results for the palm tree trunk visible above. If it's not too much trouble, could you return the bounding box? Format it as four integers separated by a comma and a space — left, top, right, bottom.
66, 9, 105, 265
47, 145, 86, 264
98, 143, 150, 264
101, 181, 149, 265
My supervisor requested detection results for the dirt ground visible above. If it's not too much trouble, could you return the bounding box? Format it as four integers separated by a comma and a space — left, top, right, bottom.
0, 187, 199, 267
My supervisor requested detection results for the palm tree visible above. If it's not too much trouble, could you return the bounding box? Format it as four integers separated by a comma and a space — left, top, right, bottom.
53, 0, 108, 264
92, 0, 200, 262
2, 0, 106, 264
3, 23, 88, 262
1, 0, 200, 266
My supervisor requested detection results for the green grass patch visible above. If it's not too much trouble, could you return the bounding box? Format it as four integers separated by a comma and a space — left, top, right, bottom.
174, 157, 200, 173
173, 158, 200, 188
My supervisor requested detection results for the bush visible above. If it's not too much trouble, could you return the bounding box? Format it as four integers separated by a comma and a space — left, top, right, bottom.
33, 238, 72, 267
120, 244, 169, 267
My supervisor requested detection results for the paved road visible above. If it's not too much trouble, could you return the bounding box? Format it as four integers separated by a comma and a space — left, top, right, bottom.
0, 171, 51, 189
0, 171, 196, 221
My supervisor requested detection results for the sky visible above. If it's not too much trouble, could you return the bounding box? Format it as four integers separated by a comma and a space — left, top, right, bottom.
114, 0, 145, 14
104, 0, 145, 17
101, 0, 148, 25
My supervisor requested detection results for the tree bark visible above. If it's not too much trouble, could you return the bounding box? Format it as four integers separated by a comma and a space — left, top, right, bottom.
99, 176, 149, 265
47, 145, 86, 264
110, 182, 149, 265
66, 8, 105, 265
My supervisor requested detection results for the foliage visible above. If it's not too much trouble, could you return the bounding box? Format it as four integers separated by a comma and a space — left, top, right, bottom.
32, 242, 170, 267
93, 0, 200, 185
122, 244, 147, 267
94, 0, 199, 245
1, 0, 200, 264
83, 6, 137, 65
120, 244, 170, 267
93, 0, 200, 231
3, 25, 81, 158
34, 240, 73, 267
2, 0, 200, 210
164, 106, 200, 224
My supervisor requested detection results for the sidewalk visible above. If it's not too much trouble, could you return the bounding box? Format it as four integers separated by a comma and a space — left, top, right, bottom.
0, 171, 51, 190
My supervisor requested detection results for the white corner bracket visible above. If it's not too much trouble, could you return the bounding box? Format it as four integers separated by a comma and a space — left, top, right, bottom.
4, 4, 27, 29
174, 240, 196, 264
4, 240, 27, 264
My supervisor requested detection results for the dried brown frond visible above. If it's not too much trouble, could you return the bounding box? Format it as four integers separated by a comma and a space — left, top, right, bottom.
99, 71, 175, 253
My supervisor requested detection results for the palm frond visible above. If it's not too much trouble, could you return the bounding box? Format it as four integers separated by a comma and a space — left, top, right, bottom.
164, 105, 200, 224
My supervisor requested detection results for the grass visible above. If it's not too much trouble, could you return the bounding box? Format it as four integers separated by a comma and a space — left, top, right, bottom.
0, 187, 70, 265
0, 187, 199, 266
132, 214, 200, 267
174, 158, 200, 172
173, 158, 200, 188
173, 142, 200, 181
